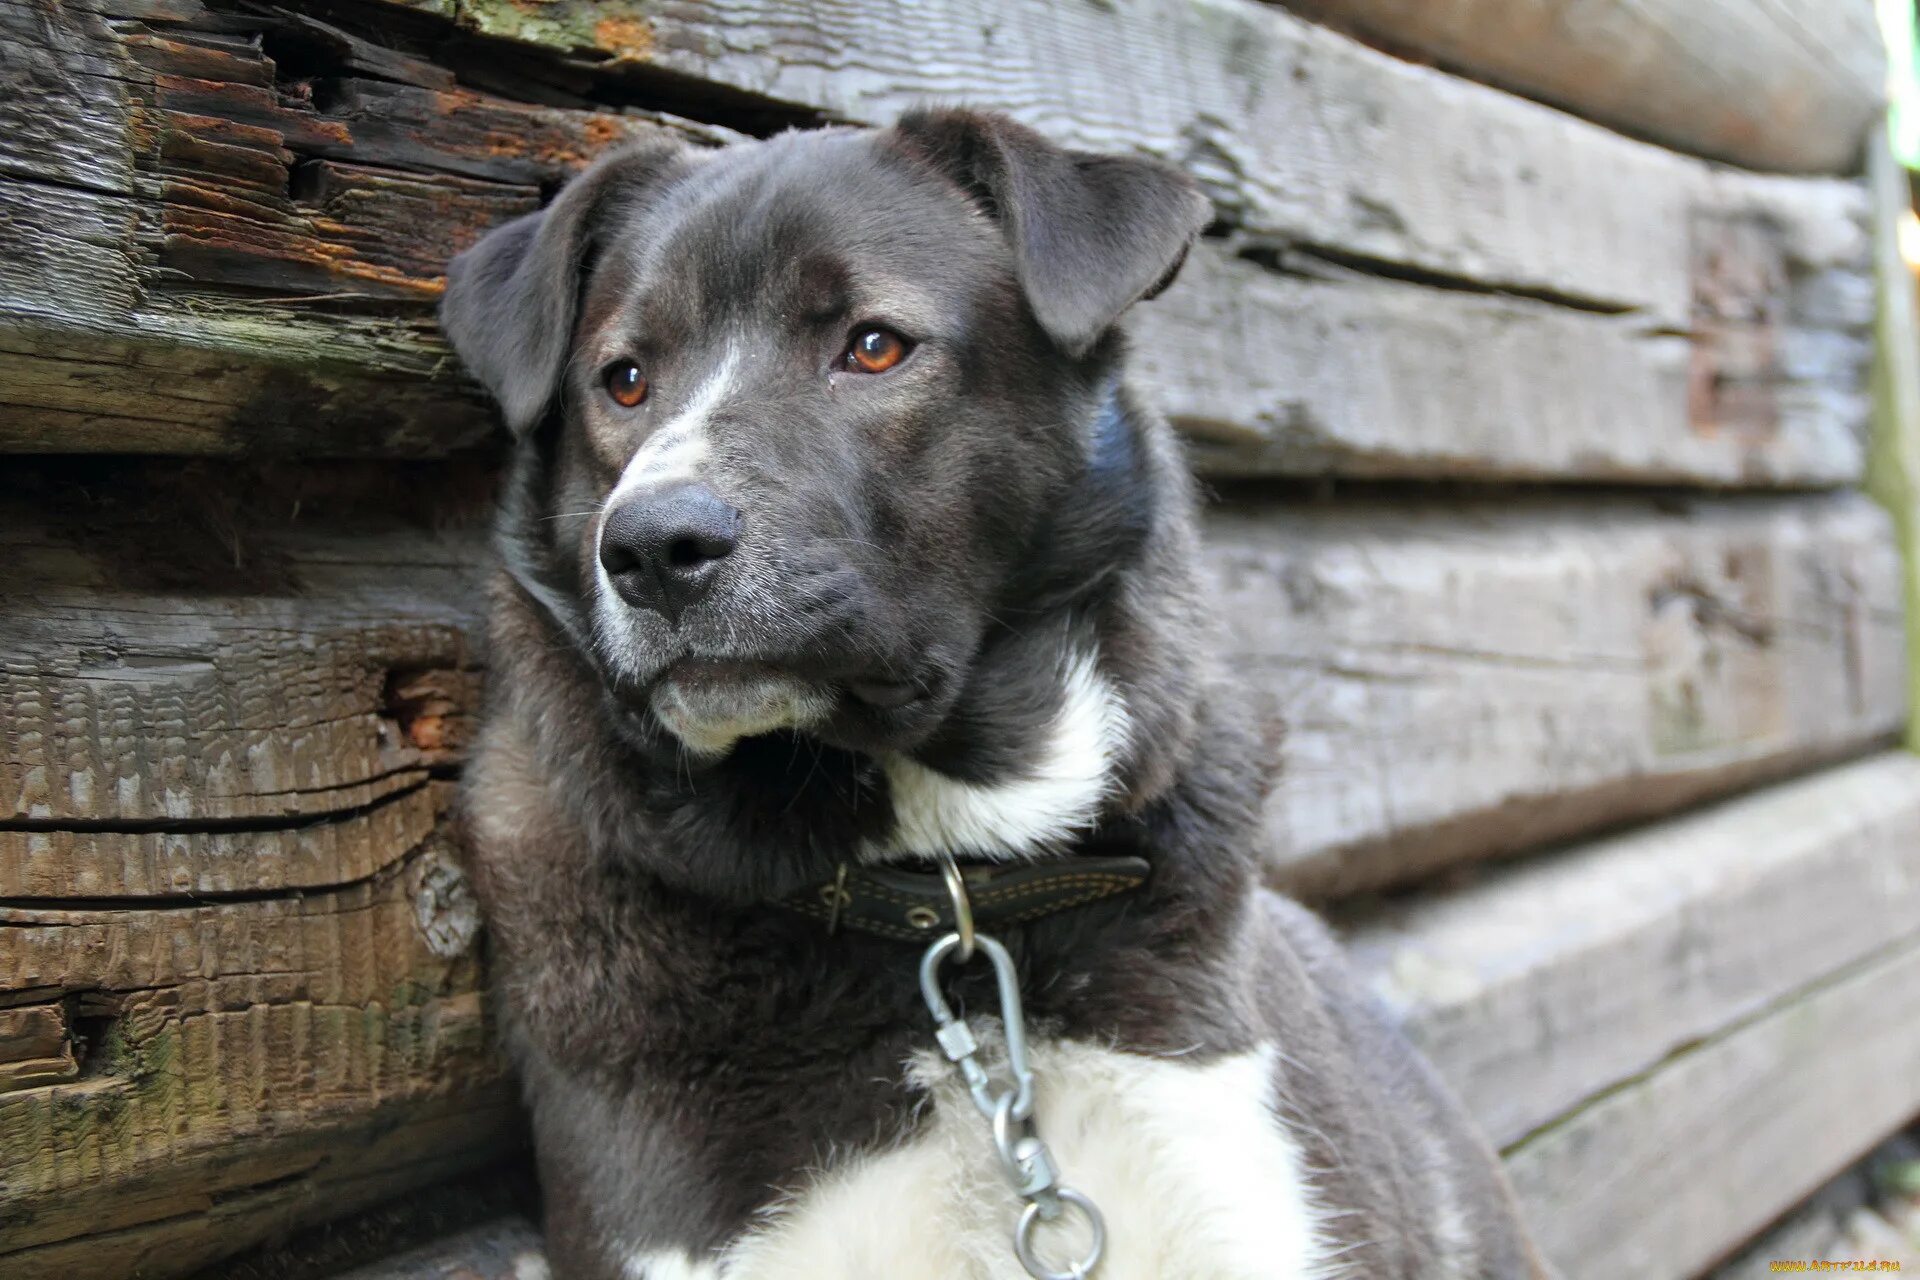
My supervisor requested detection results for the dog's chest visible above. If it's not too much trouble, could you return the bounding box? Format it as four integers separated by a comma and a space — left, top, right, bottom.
622, 1039, 1330, 1280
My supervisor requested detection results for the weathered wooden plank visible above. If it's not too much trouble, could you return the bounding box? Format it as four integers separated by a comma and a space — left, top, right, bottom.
1867, 128, 1920, 751
1141, 241, 1871, 483
0, 487, 488, 831
1345, 754, 1920, 1274
0, 1004, 80, 1092
1348, 752, 1920, 1148
1221, 491, 1907, 896
433, 0, 1872, 323
1279, 0, 1884, 175
3, 1101, 523, 1280
0, 787, 444, 899
0, 826, 519, 1279
8, 471, 1903, 900
0, 0, 715, 457
1503, 934, 1920, 1278
1708, 1147, 1920, 1278
1, 0, 1879, 482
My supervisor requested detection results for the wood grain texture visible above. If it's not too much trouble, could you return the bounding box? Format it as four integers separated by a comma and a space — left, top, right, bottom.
1867, 129, 1920, 750
1279, 0, 1884, 174
0, 464, 511, 1272
1215, 491, 1908, 896
1348, 752, 1920, 1148
1503, 935, 1920, 1278
0, 0, 714, 457
0, 827, 519, 1279
1, 0, 1878, 483
8, 475, 1903, 902
1140, 241, 1872, 483
440, 0, 1873, 322
0, 498, 488, 833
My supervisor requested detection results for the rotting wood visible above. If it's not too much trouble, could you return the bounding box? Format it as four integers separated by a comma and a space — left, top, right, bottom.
0, 1003, 79, 1092
1346, 752, 1920, 1149
0, 825, 520, 1280
1277, 0, 1884, 175
1219, 491, 1908, 897
1502, 935, 1920, 1279
0, 0, 1879, 486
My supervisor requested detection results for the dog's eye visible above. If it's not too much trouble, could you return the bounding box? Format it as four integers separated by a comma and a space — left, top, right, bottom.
604, 361, 648, 407
845, 328, 910, 374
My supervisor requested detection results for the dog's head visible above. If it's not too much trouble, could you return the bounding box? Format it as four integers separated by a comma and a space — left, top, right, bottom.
443, 109, 1208, 773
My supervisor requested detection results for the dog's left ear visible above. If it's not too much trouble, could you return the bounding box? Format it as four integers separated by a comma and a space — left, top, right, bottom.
888, 108, 1212, 356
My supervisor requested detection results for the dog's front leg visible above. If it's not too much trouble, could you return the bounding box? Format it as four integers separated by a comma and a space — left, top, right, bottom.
520, 1059, 744, 1280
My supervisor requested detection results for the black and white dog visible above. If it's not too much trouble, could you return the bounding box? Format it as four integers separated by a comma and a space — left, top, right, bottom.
441, 108, 1545, 1280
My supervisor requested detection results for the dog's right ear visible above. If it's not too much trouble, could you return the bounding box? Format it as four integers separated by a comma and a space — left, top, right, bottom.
441, 140, 688, 435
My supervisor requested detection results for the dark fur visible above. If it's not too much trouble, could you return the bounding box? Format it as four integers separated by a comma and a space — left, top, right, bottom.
443, 109, 1545, 1278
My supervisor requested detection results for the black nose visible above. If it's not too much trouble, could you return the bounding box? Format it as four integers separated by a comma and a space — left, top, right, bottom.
598, 483, 742, 621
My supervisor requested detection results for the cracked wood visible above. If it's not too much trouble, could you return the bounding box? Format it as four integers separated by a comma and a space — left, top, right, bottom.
0, 828, 519, 1280
6, 467, 1905, 902
0, 479, 488, 833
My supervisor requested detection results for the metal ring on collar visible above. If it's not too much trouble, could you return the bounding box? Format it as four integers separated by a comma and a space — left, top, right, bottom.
1014, 1187, 1105, 1280
937, 852, 976, 961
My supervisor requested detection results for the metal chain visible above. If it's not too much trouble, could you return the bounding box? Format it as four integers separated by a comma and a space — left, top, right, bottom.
917, 856, 1106, 1280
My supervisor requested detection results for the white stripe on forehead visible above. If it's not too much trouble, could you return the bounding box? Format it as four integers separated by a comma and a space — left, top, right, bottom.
605, 342, 739, 508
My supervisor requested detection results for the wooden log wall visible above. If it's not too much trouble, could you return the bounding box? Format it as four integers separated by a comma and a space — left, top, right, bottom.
0, 464, 521, 1278
0, 0, 1905, 1275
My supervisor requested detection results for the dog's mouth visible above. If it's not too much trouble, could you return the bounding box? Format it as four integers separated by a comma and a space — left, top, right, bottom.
648, 658, 824, 755
646, 657, 927, 755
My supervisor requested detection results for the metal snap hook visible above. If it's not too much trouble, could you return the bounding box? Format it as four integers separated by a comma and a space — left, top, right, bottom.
918, 932, 1035, 1122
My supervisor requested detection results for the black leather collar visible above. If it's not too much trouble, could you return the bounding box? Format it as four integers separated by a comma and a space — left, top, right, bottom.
780, 856, 1152, 943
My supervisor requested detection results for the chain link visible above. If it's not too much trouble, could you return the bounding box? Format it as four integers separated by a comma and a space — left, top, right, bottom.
917, 870, 1106, 1280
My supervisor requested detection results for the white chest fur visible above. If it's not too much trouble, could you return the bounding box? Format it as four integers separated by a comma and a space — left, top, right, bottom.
622, 1039, 1331, 1280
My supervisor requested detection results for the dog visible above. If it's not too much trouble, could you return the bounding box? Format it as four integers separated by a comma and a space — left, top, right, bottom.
440, 108, 1546, 1280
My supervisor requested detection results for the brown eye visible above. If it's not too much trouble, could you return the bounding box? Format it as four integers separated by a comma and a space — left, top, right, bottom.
846, 327, 910, 374
604, 361, 648, 407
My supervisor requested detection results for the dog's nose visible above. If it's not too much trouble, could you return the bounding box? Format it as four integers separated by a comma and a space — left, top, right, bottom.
599, 483, 741, 620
